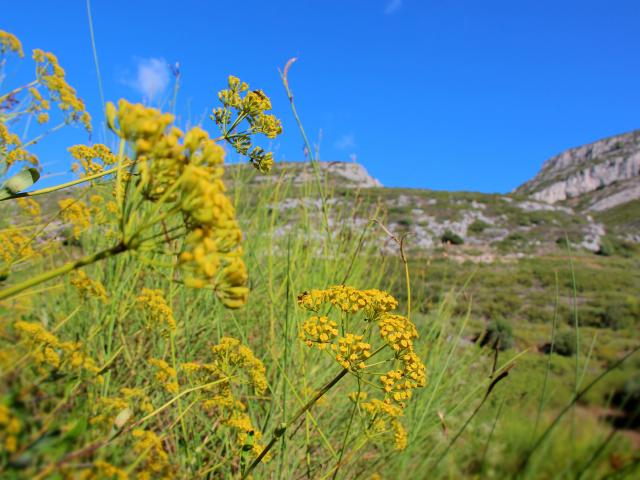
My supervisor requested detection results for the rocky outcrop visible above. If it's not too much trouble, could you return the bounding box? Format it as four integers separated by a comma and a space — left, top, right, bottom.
515, 130, 640, 207
243, 161, 382, 188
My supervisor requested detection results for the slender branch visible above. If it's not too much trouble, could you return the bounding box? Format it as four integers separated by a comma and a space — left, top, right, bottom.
0, 241, 127, 301
241, 368, 349, 479
0, 161, 133, 201
0, 79, 38, 103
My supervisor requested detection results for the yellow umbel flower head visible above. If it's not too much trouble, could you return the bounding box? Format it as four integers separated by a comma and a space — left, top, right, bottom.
0, 30, 23, 57
136, 288, 177, 337
212, 75, 282, 173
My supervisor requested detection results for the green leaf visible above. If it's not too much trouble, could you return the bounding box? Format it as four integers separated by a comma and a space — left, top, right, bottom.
0, 168, 40, 200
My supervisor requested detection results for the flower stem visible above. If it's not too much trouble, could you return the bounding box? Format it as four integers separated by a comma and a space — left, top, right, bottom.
0, 241, 127, 301
241, 368, 349, 479
0, 161, 133, 202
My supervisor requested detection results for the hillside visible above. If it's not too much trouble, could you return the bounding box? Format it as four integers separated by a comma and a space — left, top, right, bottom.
230, 148, 639, 258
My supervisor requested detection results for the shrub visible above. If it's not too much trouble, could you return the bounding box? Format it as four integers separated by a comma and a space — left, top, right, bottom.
596, 238, 615, 256
441, 229, 464, 245
596, 235, 640, 258
480, 317, 515, 351
468, 219, 490, 234
611, 376, 640, 427
554, 330, 576, 357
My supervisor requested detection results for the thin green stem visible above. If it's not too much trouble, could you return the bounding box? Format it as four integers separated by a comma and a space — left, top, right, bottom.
86, 0, 107, 138
0, 241, 127, 301
279, 64, 331, 238
242, 368, 349, 479
332, 378, 360, 480
533, 271, 559, 439
0, 160, 133, 201
21, 122, 66, 149
0, 79, 38, 103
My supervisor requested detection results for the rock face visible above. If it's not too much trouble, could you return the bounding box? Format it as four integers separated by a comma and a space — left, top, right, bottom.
238, 161, 382, 188
318, 162, 382, 188
515, 130, 640, 209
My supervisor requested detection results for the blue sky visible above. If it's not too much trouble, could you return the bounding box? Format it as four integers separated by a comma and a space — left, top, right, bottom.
3, 0, 639, 192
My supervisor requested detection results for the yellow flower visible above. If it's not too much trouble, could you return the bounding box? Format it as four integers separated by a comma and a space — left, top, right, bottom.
32, 49, 91, 131
14, 321, 100, 376
297, 285, 398, 317
0, 228, 37, 264
212, 75, 282, 173
331, 333, 372, 370
17, 198, 41, 217
58, 198, 91, 239
0, 404, 22, 453
136, 288, 177, 336
210, 337, 268, 394
1, 122, 38, 166
106, 99, 173, 144
70, 270, 108, 303
105, 99, 251, 310
378, 314, 418, 351
148, 358, 179, 394
360, 399, 407, 450
132, 429, 173, 476
299, 315, 339, 349
180, 337, 270, 462
68, 143, 117, 177
0, 30, 23, 57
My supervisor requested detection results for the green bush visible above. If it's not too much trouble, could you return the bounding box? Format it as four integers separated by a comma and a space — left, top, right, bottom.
468, 219, 490, 234
481, 317, 515, 351
611, 376, 640, 427
597, 235, 640, 258
554, 330, 576, 357
597, 237, 615, 256
441, 229, 464, 245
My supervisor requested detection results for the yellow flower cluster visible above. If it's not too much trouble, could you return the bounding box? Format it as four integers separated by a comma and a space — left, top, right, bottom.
0, 229, 37, 264
180, 337, 269, 459
297, 285, 398, 317
90, 388, 153, 430
332, 333, 372, 370
0, 123, 38, 167
17, 198, 41, 217
75, 460, 128, 480
149, 358, 179, 394
360, 399, 407, 450
26, 87, 51, 124
212, 75, 282, 173
106, 99, 249, 308
299, 315, 339, 349
58, 198, 91, 239
0, 29, 23, 57
70, 270, 108, 303
136, 288, 177, 336
210, 337, 268, 394
297, 285, 425, 452
88, 194, 117, 225
131, 429, 174, 480
378, 314, 418, 352
69, 144, 116, 177
33, 49, 91, 130
0, 403, 22, 453
14, 320, 100, 376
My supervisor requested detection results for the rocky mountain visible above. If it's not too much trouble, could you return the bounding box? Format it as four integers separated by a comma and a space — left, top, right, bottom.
236, 161, 382, 188
515, 129, 640, 211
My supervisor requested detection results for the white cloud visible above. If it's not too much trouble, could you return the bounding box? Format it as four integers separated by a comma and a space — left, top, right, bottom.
334, 133, 356, 150
384, 0, 403, 15
127, 58, 170, 100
